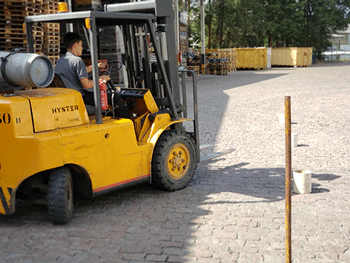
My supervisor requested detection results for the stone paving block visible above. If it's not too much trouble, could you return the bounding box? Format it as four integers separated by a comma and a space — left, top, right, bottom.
144, 254, 168, 262
338, 248, 350, 261
196, 257, 221, 263
238, 252, 264, 262
119, 244, 145, 253
1, 63, 350, 262
122, 253, 147, 261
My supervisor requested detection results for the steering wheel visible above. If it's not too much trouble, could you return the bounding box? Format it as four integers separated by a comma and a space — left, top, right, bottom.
88, 60, 123, 87
103, 60, 123, 93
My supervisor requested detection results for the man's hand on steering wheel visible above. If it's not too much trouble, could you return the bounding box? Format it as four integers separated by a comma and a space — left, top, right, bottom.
88, 60, 122, 92
98, 61, 108, 70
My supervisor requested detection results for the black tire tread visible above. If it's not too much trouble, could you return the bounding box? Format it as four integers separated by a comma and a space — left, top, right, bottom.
152, 130, 197, 191
47, 167, 73, 224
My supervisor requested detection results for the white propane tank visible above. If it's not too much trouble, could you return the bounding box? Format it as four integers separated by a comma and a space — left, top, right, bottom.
0, 51, 54, 88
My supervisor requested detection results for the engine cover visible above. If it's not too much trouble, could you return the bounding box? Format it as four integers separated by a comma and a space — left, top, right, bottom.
15, 88, 90, 133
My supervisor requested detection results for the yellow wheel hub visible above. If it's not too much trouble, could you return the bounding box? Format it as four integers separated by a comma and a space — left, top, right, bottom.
167, 143, 190, 180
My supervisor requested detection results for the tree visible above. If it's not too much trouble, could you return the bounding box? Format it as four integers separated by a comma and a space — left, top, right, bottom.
188, 0, 350, 57
302, 0, 350, 57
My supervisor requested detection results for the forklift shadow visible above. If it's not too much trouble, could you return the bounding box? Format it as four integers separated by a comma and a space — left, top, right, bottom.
191, 160, 340, 204
0, 160, 342, 262
0, 161, 340, 221
193, 71, 288, 90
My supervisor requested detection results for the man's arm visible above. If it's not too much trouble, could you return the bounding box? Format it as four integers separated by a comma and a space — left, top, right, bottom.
80, 75, 110, 90
86, 61, 108, 74
76, 57, 109, 90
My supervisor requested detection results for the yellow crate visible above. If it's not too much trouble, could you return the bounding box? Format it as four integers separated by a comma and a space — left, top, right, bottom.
235, 48, 267, 69
271, 47, 313, 67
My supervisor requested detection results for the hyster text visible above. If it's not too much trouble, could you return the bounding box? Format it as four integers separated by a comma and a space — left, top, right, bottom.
52, 105, 79, 114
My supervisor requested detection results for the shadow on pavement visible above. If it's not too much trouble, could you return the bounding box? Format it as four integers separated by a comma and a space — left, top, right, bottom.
0, 159, 341, 262
0, 66, 344, 261
184, 71, 288, 156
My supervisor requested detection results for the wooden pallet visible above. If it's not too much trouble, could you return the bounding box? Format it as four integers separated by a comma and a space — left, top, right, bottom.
1, 0, 43, 4
0, 0, 53, 53
48, 55, 59, 64
44, 23, 60, 30
206, 61, 228, 75
2, 2, 42, 13
0, 0, 60, 57
0, 42, 43, 52
186, 65, 200, 76
207, 69, 228, 76
44, 5, 58, 15
44, 0, 60, 59
43, 45, 60, 52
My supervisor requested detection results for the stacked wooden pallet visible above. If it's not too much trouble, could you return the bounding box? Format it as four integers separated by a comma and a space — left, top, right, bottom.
0, 0, 60, 63
226, 48, 237, 71
0, 0, 43, 52
205, 48, 237, 73
216, 49, 235, 72
43, 0, 60, 63
186, 65, 200, 76
206, 58, 228, 76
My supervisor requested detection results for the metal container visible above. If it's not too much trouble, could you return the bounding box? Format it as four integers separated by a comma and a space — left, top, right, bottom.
271, 48, 313, 67
235, 48, 268, 70
0, 52, 54, 88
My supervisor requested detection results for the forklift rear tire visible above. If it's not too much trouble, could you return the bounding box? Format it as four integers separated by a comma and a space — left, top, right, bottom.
152, 130, 197, 191
48, 167, 74, 224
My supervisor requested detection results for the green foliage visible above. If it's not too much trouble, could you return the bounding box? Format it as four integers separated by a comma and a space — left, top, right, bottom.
188, 0, 350, 56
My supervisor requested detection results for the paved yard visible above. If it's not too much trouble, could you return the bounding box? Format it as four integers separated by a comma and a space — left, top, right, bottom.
1, 62, 349, 262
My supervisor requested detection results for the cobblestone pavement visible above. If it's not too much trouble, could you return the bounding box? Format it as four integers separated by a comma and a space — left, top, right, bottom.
1, 62, 350, 262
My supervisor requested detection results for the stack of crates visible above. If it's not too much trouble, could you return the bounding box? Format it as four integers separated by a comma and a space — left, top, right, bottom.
205, 49, 218, 75
43, 0, 60, 63
205, 48, 236, 73
205, 49, 229, 75
186, 51, 202, 75
0, 0, 60, 63
0, 0, 43, 52
227, 48, 237, 71
206, 58, 228, 76
186, 65, 200, 76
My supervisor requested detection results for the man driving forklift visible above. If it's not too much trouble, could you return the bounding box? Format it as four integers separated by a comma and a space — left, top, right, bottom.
55, 32, 128, 117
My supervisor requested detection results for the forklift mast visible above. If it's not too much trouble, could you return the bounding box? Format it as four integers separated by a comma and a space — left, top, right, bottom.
105, 0, 182, 119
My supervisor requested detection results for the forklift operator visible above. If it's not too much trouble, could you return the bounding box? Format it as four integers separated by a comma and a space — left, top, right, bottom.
55, 32, 109, 105
55, 33, 128, 117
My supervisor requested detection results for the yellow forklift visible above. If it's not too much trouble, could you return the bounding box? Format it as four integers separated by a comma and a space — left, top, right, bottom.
0, 0, 199, 224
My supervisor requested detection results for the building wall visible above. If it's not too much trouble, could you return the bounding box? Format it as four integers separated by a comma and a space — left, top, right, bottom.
340, 44, 350, 51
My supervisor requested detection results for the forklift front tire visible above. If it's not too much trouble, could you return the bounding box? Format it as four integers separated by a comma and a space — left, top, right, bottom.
48, 167, 74, 224
152, 130, 197, 191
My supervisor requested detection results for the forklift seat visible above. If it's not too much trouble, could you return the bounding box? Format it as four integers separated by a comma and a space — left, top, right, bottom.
49, 74, 66, 88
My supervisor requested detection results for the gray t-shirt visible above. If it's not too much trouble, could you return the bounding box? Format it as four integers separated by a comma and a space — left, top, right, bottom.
55, 52, 88, 95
